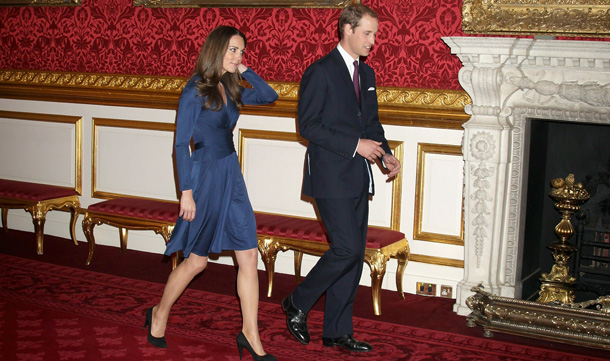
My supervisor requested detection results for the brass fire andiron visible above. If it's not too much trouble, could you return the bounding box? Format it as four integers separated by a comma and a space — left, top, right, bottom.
466, 174, 610, 350
537, 174, 590, 304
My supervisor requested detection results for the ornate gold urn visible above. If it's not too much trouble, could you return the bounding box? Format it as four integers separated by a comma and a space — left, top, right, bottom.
537, 174, 590, 304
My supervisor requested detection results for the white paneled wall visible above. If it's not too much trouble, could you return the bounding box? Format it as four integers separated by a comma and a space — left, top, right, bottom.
0, 98, 465, 298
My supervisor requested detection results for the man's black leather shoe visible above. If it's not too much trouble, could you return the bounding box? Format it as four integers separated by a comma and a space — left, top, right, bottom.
281, 295, 310, 344
322, 334, 373, 352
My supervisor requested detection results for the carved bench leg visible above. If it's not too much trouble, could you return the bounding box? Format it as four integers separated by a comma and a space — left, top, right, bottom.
395, 246, 409, 300
82, 215, 96, 265
68, 205, 79, 246
119, 227, 128, 254
366, 251, 389, 316
29, 204, 47, 255
294, 251, 303, 283
258, 237, 281, 298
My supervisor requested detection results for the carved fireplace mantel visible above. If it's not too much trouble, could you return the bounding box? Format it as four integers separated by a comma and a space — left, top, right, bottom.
442, 37, 610, 316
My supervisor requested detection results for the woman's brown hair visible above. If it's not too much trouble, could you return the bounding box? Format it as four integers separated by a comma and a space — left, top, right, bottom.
194, 26, 246, 111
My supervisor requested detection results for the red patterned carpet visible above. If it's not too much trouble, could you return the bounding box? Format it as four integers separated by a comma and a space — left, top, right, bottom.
0, 250, 608, 361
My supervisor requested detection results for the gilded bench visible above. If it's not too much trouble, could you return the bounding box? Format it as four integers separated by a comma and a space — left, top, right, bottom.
82, 197, 178, 269
255, 212, 410, 316
0, 179, 80, 255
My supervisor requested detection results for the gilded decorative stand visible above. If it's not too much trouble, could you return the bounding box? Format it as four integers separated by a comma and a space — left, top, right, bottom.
537, 174, 590, 304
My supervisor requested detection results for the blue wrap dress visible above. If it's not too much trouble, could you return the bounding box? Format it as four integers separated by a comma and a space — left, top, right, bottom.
165, 69, 278, 257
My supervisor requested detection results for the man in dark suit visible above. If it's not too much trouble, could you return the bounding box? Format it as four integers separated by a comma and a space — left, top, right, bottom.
282, 4, 401, 353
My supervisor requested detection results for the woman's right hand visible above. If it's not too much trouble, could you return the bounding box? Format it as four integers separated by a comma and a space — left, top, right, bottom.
179, 190, 196, 222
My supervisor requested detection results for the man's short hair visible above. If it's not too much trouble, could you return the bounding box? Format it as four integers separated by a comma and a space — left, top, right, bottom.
338, 4, 378, 39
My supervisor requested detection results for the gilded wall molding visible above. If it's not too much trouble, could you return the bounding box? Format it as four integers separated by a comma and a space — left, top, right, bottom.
462, 0, 610, 37
0, 69, 470, 129
409, 254, 464, 268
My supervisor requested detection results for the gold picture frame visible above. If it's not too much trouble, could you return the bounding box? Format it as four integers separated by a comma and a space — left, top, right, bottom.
462, 0, 610, 37
133, 0, 358, 7
0, 0, 80, 6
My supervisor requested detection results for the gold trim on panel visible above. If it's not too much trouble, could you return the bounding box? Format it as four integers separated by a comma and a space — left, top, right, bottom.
414, 143, 464, 245
237, 129, 403, 231
0, 70, 470, 129
91, 118, 175, 199
237, 129, 305, 175
0, 0, 81, 6
409, 253, 464, 268
0, 70, 189, 110
386, 140, 403, 231
462, 0, 610, 37
0, 110, 83, 195
133, 0, 358, 7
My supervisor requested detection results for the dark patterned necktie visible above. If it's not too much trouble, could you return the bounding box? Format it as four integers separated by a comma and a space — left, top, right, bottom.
353, 60, 360, 103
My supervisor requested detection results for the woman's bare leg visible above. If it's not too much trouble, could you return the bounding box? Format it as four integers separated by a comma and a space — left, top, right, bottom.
151, 253, 208, 338
235, 248, 266, 356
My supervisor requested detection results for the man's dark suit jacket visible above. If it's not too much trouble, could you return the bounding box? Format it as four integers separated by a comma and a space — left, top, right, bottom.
298, 47, 392, 199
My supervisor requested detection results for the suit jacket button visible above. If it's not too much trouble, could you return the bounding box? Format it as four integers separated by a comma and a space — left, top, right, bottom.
357, 111, 361, 116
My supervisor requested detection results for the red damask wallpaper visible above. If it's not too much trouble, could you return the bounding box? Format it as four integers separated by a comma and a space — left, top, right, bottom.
0, 0, 465, 89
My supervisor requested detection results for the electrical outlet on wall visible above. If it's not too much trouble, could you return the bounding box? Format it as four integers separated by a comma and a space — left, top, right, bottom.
440, 285, 453, 298
416, 282, 436, 296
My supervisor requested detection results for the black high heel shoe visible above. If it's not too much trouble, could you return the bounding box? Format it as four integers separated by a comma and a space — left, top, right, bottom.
143, 307, 168, 348
236, 332, 277, 361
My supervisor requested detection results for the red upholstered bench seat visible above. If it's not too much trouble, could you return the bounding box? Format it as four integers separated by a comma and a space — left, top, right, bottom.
82, 197, 179, 269
0, 179, 80, 255
256, 212, 407, 248
0, 179, 78, 201
254, 212, 410, 316
87, 198, 179, 223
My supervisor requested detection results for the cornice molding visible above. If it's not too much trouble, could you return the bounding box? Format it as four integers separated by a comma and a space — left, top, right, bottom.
0, 69, 470, 129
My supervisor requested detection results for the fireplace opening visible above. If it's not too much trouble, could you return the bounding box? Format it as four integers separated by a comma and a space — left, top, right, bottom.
521, 118, 610, 302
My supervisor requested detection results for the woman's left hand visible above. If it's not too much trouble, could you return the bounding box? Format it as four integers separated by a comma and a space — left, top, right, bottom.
237, 64, 248, 74
179, 190, 196, 222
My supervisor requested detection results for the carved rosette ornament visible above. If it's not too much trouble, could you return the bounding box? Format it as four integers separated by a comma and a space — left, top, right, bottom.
470, 132, 495, 161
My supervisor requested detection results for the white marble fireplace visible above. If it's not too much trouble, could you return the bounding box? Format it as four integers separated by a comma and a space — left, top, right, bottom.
442, 37, 610, 315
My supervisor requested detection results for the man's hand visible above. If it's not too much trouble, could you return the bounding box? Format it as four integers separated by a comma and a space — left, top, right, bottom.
382, 153, 401, 179
179, 190, 196, 222
357, 139, 385, 162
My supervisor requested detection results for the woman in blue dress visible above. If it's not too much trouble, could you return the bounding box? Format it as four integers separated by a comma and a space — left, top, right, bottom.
143, 26, 278, 361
